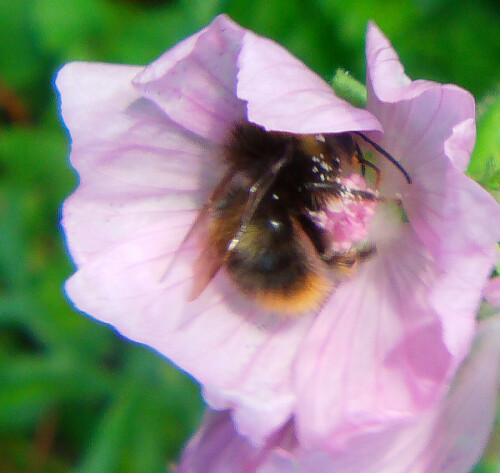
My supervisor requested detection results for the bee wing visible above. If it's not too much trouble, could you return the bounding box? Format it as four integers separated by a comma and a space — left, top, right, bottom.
160, 168, 237, 289
169, 144, 294, 301
225, 149, 292, 253
188, 231, 227, 301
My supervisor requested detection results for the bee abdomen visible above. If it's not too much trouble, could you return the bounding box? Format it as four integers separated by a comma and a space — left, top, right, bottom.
225, 218, 331, 316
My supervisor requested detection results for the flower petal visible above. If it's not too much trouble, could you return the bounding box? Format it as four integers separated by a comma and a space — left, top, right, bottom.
133, 15, 247, 143
366, 22, 476, 181
237, 32, 382, 134
176, 411, 290, 473
313, 315, 500, 473
176, 317, 500, 473
366, 21, 474, 111
65, 217, 315, 442
425, 172, 500, 362
294, 227, 459, 450
444, 117, 476, 172
365, 22, 500, 365
56, 62, 218, 266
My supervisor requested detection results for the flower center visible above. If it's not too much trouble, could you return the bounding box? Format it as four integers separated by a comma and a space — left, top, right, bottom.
308, 173, 377, 254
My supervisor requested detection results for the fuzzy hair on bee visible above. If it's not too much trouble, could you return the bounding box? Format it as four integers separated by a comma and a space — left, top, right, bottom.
168, 122, 411, 316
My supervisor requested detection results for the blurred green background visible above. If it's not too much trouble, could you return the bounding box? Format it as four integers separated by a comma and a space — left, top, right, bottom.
0, 0, 498, 471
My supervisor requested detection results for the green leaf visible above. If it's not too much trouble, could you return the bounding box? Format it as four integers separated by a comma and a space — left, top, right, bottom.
468, 88, 500, 197
34, 0, 117, 60
35, 0, 193, 65
331, 68, 367, 108
124, 390, 174, 473
0, 123, 74, 198
0, 0, 46, 89
110, 6, 194, 64
75, 384, 138, 473
0, 353, 112, 430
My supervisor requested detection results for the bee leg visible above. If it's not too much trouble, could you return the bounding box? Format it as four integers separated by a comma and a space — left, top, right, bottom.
346, 188, 379, 202
354, 132, 412, 184
353, 140, 382, 188
358, 158, 382, 188
301, 182, 381, 204
349, 189, 404, 208
302, 183, 401, 206
322, 245, 377, 267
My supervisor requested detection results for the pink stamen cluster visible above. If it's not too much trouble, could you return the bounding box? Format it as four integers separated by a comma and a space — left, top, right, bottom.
309, 174, 377, 253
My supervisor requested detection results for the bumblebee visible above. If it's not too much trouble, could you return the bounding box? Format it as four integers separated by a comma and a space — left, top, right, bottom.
177, 122, 411, 316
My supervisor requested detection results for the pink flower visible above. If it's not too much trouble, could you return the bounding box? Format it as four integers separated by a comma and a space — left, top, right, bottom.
175, 313, 500, 473
57, 15, 500, 448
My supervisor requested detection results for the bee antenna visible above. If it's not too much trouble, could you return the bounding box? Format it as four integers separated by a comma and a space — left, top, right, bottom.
354, 132, 412, 184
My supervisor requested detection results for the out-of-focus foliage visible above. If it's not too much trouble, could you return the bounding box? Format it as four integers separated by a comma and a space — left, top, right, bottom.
469, 90, 500, 204
0, 0, 498, 471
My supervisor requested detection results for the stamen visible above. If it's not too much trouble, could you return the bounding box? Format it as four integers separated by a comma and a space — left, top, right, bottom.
309, 174, 377, 253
